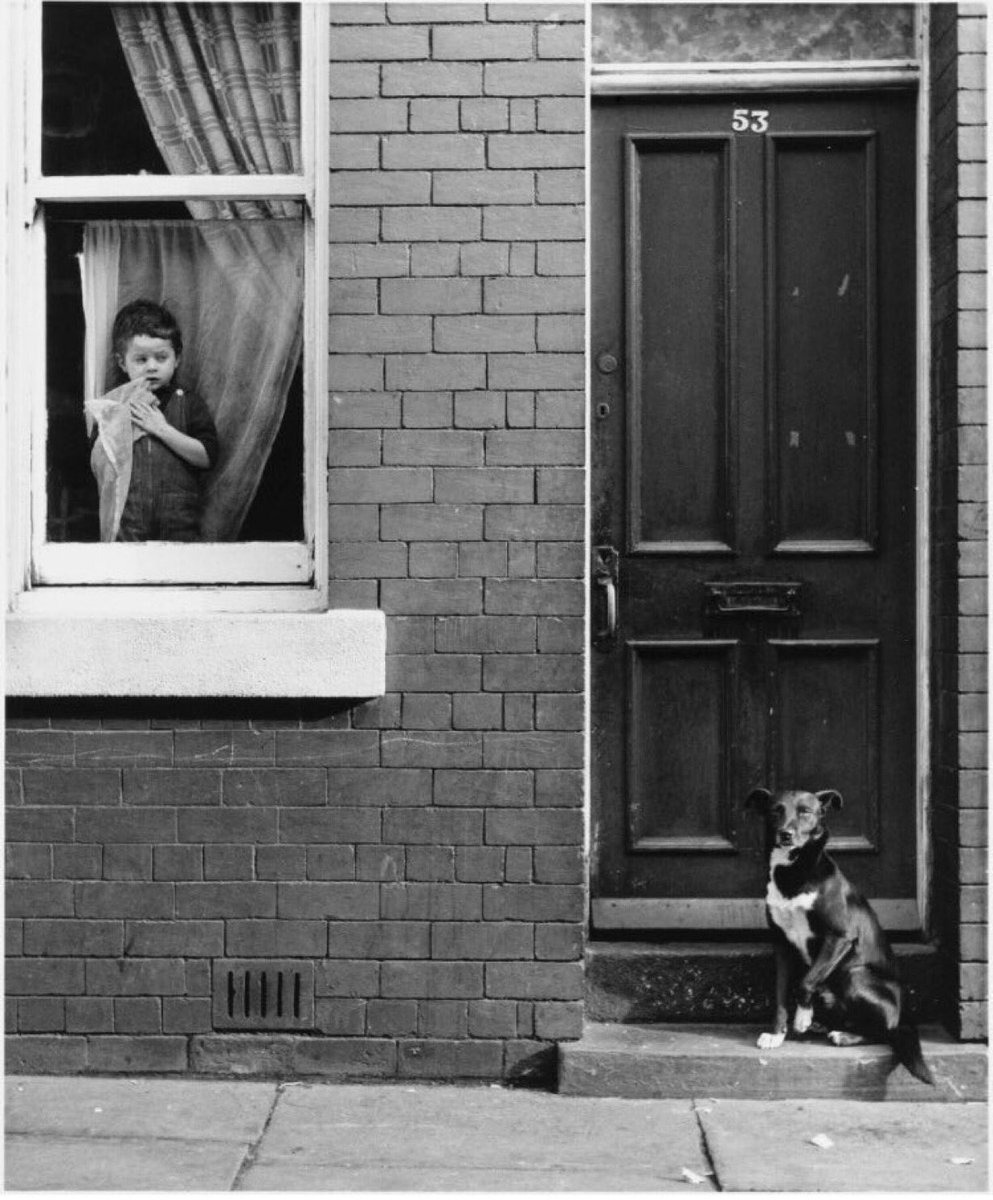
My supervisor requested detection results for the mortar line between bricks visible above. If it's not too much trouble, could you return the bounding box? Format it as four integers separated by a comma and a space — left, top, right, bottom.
230, 1081, 284, 1191
693, 1102, 723, 1192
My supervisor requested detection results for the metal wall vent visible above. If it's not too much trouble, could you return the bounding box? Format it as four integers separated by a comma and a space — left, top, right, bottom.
212, 960, 315, 1031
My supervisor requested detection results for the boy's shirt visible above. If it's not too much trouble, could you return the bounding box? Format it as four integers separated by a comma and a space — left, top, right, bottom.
86, 380, 218, 541
140, 384, 219, 468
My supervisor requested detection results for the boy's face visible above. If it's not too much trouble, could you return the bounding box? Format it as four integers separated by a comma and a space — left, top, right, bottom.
118, 334, 179, 391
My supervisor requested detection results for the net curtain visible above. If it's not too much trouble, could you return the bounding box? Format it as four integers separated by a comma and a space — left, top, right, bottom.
82, 219, 304, 541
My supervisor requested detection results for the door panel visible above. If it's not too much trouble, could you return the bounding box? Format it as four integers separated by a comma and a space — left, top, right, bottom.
630, 135, 733, 552
591, 91, 918, 926
770, 134, 876, 550
628, 640, 738, 854
771, 639, 880, 853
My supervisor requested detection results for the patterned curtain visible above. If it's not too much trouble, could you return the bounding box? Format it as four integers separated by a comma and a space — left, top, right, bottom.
82, 220, 304, 540
112, 3, 301, 219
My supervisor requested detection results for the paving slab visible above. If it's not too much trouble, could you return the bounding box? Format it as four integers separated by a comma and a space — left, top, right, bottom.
5, 1075, 277, 1143
6, 1075, 986, 1193
239, 1083, 715, 1191
239, 1162, 714, 1191
5, 1133, 249, 1191
698, 1098, 989, 1192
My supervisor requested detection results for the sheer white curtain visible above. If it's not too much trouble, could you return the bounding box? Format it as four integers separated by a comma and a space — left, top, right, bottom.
82, 220, 303, 540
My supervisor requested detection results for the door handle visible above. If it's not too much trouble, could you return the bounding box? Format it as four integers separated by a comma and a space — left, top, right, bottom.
600, 575, 617, 636
594, 546, 619, 642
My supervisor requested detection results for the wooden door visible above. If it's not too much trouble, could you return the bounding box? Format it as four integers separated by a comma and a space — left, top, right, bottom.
591, 91, 919, 929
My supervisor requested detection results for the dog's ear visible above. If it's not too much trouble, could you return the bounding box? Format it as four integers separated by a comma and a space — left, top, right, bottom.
816, 789, 843, 812
744, 787, 772, 813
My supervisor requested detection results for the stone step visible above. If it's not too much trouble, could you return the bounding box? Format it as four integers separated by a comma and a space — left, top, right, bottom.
586, 941, 944, 1024
558, 1023, 987, 1102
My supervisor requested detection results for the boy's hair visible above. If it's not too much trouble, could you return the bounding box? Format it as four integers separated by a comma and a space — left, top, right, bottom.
111, 299, 183, 360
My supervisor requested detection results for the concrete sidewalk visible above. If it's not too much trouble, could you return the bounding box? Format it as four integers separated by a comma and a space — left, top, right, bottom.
4, 1075, 989, 1192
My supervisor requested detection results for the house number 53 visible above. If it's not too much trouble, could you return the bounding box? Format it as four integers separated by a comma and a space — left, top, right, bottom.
732, 108, 769, 132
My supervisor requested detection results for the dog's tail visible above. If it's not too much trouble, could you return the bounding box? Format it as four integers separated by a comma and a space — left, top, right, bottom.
889, 1023, 935, 1085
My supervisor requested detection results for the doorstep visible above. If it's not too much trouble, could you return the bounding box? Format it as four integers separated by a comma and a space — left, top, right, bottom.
585, 940, 943, 1024
558, 1023, 987, 1101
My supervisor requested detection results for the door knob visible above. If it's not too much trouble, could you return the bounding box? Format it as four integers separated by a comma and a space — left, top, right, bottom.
596, 352, 619, 375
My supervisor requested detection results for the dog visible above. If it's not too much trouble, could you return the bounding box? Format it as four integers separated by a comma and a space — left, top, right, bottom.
745, 786, 934, 1085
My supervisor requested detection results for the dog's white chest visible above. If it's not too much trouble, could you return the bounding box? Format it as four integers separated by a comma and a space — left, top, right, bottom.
766, 875, 817, 963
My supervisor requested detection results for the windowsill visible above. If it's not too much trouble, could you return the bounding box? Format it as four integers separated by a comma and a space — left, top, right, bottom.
5, 602, 386, 698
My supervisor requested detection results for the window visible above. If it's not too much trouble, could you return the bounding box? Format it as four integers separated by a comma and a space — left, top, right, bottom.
5, 3, 386, 697
10, 0, 328, 593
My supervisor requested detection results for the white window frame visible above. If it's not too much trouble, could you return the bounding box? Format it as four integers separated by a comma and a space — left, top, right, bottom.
4, 1, 386, 697
10, 0, 327, 599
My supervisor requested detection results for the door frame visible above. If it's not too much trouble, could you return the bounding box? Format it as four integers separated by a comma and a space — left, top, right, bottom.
586, 10, 934, 935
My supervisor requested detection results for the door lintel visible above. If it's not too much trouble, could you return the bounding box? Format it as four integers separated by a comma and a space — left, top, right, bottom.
592, 61, 920, 96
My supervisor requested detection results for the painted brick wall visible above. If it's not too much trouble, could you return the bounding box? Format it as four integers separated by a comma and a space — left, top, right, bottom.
5, 2, 586, 1083
951, 2, 987, 1043
323, 1, 587, 1082
929, 2, 988, 1042
8, 2, 984, 1079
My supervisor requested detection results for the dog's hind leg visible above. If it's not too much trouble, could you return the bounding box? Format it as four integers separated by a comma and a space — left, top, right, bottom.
827, 1030, 867, 1046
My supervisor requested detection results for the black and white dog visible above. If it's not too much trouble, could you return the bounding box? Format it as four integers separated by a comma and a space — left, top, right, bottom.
746, 786, 933, 1085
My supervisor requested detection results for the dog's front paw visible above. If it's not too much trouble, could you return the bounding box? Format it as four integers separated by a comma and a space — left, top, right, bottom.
757, 1030, 787, 1050
793, 1005, 814, 1034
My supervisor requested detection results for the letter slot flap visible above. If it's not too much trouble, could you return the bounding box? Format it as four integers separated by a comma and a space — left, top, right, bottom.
704, 581, 803, 618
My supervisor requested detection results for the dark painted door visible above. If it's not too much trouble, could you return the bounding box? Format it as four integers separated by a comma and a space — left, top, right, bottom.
591, 91, 918, 927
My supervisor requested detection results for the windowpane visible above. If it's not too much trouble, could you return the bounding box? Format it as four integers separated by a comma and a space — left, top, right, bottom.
45, 207, 304, 544
42, 2, 302, 180
592, 3, 916, 64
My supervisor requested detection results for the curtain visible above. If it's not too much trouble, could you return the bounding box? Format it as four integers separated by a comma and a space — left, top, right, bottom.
112, 3, 301, 220
82, 220, 304, 540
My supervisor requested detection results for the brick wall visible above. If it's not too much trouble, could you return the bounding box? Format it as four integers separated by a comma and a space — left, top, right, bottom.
5, 2, 586, 1083
7, 2, 985, 1079
323, 0, 586, 1080
929, 2, 988, 1041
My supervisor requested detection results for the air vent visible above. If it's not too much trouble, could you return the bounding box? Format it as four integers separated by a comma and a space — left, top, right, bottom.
212, 960, 315, 1031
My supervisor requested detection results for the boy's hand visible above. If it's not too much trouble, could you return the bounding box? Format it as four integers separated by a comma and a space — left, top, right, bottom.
129, 394, 170, 438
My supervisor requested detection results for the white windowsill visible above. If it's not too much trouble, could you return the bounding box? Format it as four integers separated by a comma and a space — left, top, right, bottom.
5, 608, 386, 698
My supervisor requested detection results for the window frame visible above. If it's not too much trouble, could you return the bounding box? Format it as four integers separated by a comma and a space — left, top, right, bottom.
7, 0, 329, 604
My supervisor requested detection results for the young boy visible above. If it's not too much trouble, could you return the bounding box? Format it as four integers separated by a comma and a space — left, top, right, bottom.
87, 300, 218, 541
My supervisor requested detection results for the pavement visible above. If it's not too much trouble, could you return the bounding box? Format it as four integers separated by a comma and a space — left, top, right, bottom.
3, 1074, 989, 1192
